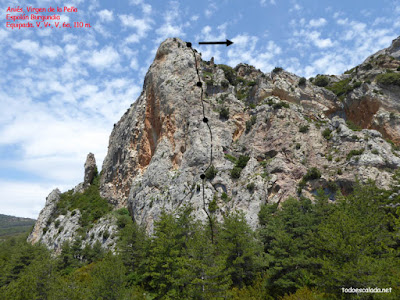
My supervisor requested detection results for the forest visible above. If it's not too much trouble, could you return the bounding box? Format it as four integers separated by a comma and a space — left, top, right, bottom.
0, 175, 399, 299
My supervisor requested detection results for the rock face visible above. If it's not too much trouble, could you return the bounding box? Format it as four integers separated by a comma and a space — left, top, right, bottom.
84, 153, 97, 187
30, 37, 400, 250
28, 153, 118, 252
98, 37, 400, 232
28, 188, 61, 245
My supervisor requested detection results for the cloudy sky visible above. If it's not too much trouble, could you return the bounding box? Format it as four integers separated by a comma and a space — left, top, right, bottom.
1, 0, 399, 218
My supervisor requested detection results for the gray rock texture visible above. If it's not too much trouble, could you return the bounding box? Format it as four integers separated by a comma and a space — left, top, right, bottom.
30, 37, 400, 250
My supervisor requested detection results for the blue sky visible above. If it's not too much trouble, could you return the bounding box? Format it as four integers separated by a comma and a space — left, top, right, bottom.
0, 0, 399, 218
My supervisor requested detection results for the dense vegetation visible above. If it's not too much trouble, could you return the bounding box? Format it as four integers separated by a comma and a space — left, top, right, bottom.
0, 177, 399, 299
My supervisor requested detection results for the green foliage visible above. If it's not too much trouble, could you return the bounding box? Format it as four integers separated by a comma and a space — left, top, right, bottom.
299, 124, 309, 133
53, 175, 112, 232
236, 87, 250, 100
224, 153, 238, 163
231, 167, 242, 179
273, 67, 283, 73
376, 72, 400, 86
322, 128, 332, 140
221, 192, 229, 202
346, 148, 364, 160
346, 119, 362, 131
298, 77, 306, 86
247, 182, 255, 193
219, 106, 230, 120
205, 165, 217, 180
303, 167, 321, 181
208, 195, 218, 213
325, 77, 352, 98
246, 116, 257, 133
273, 102, 290, 109
219, 64, 237, 85
313, 75, 329, 87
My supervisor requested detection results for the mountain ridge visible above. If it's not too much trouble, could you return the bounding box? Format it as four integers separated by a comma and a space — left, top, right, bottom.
28, 36, 400, 252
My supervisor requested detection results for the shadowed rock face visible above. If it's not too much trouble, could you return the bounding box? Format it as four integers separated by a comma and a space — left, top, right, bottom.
30, 37, 400, 250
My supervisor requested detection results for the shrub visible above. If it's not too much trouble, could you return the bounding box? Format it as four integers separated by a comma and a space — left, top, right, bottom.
346, 120, 361, 131
247, 182, 255, 193
221, 192, 229, 202
231, 167, 242, 179
117, 214, 131, 229
376, 72, 400, 86
205, 165, 217, 180
219, 107, 229, 120
327, 154, 332, 161
236, 155, 250, 168
273, 67, 283, 73
322, 128, 332, 140
295, 143, 301, 150
303, 167, 321, 181
397, 66, 400, 71
298, 77, 306, 86
116, 208, 130, 216
224, 154, 237, 163
208, 195, 218, 213
245, 116, 257, 133
103, 230, 110, 240
55, 220, 61, 228
218, 64, 237, 85
299, 124, 310, 133
372, 149, 379, 155
352, 81, 362, 89
326, 78, 353, 98
273, 102, 290, 109
337, 168, 343, 175
346, 149, 364, 160
313, 75, 329, 87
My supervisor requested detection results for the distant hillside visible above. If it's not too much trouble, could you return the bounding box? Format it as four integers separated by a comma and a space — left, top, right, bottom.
0, 214, 36, 239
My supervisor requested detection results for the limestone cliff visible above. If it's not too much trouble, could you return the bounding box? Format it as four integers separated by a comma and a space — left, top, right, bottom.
29, 37, 400, 250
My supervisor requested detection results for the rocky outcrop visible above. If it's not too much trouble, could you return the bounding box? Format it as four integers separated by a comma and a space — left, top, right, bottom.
98, 37, 400, 233
27, 188, 61, 244
84, 153, 97, 188
31, 36, 400, 249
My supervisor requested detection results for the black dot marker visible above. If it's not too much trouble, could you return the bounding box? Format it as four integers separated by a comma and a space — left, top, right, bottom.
196, 82, 202, 87
200, 174, 205, 179
203, 117, 208, 123
186, 42, 192, 48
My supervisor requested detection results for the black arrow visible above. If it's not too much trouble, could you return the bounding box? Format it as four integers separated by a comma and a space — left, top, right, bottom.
198, 39, 233, 47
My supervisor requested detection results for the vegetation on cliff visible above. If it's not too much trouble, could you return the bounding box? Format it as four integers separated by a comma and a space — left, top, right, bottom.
1, 176, 399, 299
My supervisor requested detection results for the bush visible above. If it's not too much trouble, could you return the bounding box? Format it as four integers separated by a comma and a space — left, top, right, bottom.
303, 167, 321, 181
208, 195, 218, 213
247, 183, 255, 193
347, 149, 364, 160
322, 128, 332, 140
273, 67, 283, 73
224, 154, 237, 163
117, 214, 131, 229
326, 78, 352, 98
236, 155, 250, 168
103, 230, 110, 240
298, 77, 306, 86
352, 81, 362, 88
221, 192, 229, 202
218, 64, 236, 85
313, 75, 329, 87
116, 208, 130, 216
376, 72, 400, 86
231, 167, 242, 179
55, 220, 61, 228
273, 102, 290, 109
299, 124, 310, 133
205, 165, 217, 180
245, 116, 257, 133
346, 120, 361, 131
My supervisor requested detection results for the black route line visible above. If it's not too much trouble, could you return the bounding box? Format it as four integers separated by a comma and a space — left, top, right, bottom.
189, 44, 215, 244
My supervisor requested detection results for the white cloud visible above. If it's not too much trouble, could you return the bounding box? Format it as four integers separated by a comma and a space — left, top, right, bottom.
191, 15, 199, 21
155, 1, 186, 42
260, 0, 276, 6
309, 18, 327, 27
98, 9, 114, 22
86, 46, 120, 69
119, 14, 153, 44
